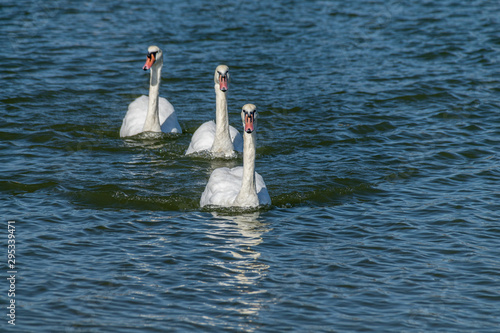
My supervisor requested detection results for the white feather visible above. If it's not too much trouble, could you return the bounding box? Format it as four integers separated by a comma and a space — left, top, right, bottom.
120, 95, 181, 137
186, 120, 242, 155
200, 167, 271, 208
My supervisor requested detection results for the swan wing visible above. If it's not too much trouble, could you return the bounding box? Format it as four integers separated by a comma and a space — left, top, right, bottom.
200, 168, 271, 207
186, 121, 216, 155
255, 172, 272, 205
120, 96, 181, 137
229, 125, 243, 153
120, 95, 149, 137
159, 97, 182, 134
200, 167, 242, 207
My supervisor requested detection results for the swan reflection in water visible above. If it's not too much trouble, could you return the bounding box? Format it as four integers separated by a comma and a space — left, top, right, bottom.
206, 211, 271, 317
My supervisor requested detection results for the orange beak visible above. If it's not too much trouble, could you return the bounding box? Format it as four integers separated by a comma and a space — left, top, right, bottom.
244, 113, 254, 133
219, 75, 228, 92
143, 53, 155, 71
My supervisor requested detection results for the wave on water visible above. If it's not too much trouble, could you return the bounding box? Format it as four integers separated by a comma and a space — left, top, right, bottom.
67, 177, 380, 212
0, 180, 58, 195
200, 204, 272, 215
272, 180, 381, 208
121, 131, 182, 141
70, 185, 199, 211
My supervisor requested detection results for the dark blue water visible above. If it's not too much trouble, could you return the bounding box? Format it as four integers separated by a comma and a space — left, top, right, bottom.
2, 0, 500, 331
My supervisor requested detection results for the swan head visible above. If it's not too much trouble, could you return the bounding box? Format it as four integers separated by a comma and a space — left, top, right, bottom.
214, 65, 229, 92
143, 45, 163, 71
241, 104, 257, 134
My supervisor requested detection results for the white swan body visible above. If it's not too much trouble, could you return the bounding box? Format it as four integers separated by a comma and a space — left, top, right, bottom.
200, 104, 271, 208
200, 167, 270, 208
120, 45, 181, 137
186, 65, 242, 157
186, 121, 242, 154
120, 96, 180, 137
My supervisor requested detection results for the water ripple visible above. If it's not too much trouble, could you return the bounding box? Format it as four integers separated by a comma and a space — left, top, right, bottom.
2, 0, 500, 332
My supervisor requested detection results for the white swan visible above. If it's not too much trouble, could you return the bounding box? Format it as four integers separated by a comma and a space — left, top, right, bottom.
185, 65, 243, 157
200, 104, 271, 208
120, 45, 181, 137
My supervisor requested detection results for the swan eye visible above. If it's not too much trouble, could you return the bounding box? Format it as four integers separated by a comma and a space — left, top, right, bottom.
244, 110, 256, 121
147, 51, 158, 59
218, 72, 228, 79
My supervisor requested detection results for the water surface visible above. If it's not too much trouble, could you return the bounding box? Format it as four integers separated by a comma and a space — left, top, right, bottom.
1, 0, 500, 332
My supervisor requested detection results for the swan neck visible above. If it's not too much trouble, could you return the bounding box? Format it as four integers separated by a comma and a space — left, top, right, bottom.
211, 84, 233, 154
143, 64, 162, 132
234, 131, 258, 206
